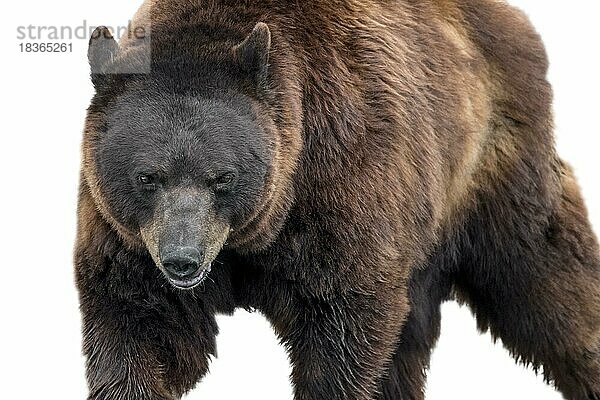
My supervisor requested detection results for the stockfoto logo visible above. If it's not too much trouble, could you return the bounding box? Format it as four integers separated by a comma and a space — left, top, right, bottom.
16, 20, 148, 41
16, 20, 151, 74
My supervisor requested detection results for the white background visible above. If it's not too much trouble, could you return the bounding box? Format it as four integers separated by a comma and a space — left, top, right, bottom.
0, 1, 598, 399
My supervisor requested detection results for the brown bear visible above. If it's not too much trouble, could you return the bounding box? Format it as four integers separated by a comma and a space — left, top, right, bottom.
75, 0, 600, 399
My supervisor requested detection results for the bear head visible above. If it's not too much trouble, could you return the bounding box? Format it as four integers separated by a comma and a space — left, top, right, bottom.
82, 22, 297, 289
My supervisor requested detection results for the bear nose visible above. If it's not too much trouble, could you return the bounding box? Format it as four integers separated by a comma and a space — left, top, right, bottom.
161, 247, 203, 279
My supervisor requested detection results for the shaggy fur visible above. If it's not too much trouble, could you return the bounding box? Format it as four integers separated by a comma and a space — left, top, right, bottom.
75, 0, 600, 399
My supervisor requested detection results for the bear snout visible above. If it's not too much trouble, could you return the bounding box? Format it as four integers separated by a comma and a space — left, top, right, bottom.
159, 245, 212, 290
161, 245, 204, 279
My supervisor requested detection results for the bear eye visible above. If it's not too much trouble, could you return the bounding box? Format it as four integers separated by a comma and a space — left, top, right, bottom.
212, 172, 237, 191
138, 174, 157, 190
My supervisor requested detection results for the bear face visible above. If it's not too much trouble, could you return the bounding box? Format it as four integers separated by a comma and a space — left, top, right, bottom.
83, 24, 279, 289
97, 87, 271, 288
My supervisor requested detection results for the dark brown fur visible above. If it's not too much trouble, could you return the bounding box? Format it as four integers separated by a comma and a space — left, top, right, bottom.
76, 0, 600, 399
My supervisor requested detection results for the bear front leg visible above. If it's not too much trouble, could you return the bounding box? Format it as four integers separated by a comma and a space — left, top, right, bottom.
266, 282, 409, 400
376, 261, 453, 400
82, 319, 179, 400
76, 249, 224, 400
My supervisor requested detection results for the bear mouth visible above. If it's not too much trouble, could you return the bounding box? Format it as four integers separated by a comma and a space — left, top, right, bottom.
163, 264, 212, 290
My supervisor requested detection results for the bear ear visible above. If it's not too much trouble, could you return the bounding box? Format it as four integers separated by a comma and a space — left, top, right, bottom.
232, 22, 271, 86
88, 26, 119, 89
